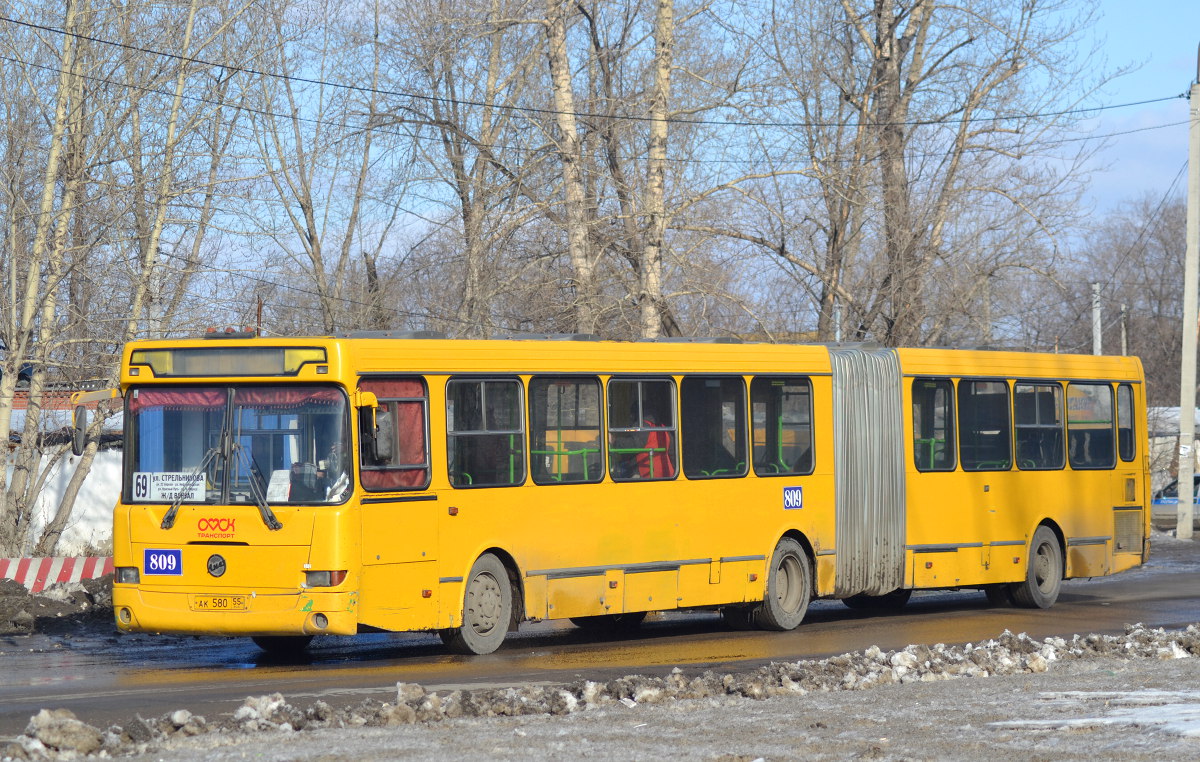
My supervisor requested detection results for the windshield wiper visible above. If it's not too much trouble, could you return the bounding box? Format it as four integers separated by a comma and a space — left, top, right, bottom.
161, 446, 222, 530
232, 442, 283, 531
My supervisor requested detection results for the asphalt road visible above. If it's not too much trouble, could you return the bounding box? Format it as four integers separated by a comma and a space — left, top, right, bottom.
2, 545, 1197, 739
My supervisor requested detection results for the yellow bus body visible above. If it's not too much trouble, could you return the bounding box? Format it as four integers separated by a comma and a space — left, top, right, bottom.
109, 336, 1149, 648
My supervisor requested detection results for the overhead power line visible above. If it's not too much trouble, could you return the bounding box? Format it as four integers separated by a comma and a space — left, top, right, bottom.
0, 15, 1188, 130
0, 52, 1188, 172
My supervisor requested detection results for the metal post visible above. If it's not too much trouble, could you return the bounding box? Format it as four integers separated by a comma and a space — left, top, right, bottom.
1120, 304, 1128, 356
1179, 54, 1200, 541
1092, 282, 1102, 355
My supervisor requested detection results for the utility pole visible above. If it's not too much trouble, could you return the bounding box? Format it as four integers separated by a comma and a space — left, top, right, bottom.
1120, 304, 1128, 356
1091, 282, 1102, 355
1177, 45, 1199, 541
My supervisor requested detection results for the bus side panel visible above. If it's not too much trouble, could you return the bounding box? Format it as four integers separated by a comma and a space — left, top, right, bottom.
1066, 543, 1109, 578
358, 496, 440, 630
357, 561, 439, 631
547, 575, 613, 619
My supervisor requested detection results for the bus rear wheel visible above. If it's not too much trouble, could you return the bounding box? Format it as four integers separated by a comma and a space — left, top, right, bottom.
1010, 526, 1062, 609
251, 635, 313, 654
753, 537, 812, 631
440, 553, 513, 655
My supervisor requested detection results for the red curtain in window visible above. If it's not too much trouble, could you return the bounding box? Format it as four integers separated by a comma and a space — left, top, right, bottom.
127, 388, 225, 413
235, 387, 342, 407
361, 378, 428, 490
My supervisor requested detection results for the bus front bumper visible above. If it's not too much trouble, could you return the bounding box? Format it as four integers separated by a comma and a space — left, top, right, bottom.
112, 586, 359, 636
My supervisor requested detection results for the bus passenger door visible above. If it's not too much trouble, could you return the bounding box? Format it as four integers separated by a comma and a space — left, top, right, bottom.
1110, 383, 1145, 572
356, 377, 440, 630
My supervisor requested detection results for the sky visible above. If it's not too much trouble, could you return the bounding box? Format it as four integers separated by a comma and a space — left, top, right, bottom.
1082, 0, 1199, 211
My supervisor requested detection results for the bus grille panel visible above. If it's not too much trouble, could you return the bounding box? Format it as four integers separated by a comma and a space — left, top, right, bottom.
1113, 508, 1143, 553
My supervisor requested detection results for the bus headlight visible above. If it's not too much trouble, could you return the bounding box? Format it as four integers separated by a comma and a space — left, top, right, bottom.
115, 567, 140, 584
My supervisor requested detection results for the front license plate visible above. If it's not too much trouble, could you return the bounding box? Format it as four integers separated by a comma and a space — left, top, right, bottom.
190, 594, 248, 612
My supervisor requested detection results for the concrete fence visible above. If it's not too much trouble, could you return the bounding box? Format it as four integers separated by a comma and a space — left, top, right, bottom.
0, 557, 113, 593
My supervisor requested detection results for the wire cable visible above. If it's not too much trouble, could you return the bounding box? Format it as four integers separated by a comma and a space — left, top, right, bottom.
0, 14, 1188, 130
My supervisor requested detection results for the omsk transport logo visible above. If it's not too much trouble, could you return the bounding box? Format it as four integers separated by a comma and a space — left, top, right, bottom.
197, 517, 236, 539
783, 486, 803, 510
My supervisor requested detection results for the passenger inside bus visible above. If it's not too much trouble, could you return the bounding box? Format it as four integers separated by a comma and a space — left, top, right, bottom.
636, 411, 675, 478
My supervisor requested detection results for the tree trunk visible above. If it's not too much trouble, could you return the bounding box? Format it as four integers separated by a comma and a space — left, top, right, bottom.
640, 0, 674, 339
545, 0, 598, 333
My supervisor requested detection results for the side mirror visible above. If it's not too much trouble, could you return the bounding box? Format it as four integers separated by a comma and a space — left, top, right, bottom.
71, 405, 89, 456
355, 390, 393, 464
373, 409, 394, 463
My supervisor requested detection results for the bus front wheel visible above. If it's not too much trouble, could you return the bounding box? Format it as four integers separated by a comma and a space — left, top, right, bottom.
440, 553, 513, 655
1010, 526, 1062, 609
753, 537, 812, 631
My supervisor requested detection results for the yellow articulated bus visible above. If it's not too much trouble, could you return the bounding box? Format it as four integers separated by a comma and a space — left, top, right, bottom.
74, 333, 1150, 655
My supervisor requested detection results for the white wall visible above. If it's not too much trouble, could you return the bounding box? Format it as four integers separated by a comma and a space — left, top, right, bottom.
24, 450, 121, 555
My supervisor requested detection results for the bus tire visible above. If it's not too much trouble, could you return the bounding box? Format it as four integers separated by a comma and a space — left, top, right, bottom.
440, 553, 513, 655
251, 635, 313, 654
842, 588, 911, 612
753, 537, 812, 631
570, 612, 647, 631
1010, 526, 1062, 609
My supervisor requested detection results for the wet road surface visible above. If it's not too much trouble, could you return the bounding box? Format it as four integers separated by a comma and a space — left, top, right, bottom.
2, 556, 1197, 738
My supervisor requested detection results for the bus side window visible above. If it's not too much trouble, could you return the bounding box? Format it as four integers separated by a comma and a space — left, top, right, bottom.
359, 377, 430, 491
958, 380, 1011, 471
447, 378, 526, 487
1117, 384, 1135, 462
911, 378, 955, 471
607, 378, 678, 481
530, 377, 603, 484
1014, 382, 1064, 470
681, 376, 747, 479
751, 376, 813, 476
1067, 382, 1115, 470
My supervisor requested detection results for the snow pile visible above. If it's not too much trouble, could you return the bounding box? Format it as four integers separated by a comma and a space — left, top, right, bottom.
993, 689, 1200, 737
3, 623, 1198, 759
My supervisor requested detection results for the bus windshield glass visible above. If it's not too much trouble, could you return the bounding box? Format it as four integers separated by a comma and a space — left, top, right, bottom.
126, 385, 350, 505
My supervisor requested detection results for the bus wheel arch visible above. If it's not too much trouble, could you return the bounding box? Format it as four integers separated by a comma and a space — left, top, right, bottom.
1011, 522, 1064, 609
753, 533, 814, 631
440, 550, 519, 655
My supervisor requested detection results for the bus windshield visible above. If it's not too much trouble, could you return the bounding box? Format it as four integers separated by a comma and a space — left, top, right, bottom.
126, 385, 350, 505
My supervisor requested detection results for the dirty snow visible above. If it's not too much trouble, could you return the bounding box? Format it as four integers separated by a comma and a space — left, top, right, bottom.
993, 689, 1200, 737
4, 623, 1200, 760
2, 531, 1199, 760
